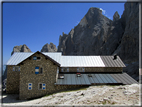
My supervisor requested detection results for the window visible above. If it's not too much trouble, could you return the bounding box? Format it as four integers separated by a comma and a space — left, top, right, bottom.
35, 66, 43, 74
13, 66, 20, 71
33, 56, 40, 60
38, 83, 46, 90
40, 68, 43, 74
67, 68, 69, 72
77, 68, 85, 72
37, 57, 40, 60
13, 67, 15, 71
61, 68, 63, 72
33, 56, 37, 60
61, 68, 69, 72
28, 83, 32, 90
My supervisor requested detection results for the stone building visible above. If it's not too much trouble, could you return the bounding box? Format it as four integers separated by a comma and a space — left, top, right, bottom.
6, 51, 138, 100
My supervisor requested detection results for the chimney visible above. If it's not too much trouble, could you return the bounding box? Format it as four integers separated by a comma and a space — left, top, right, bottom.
113, 55, 117, 60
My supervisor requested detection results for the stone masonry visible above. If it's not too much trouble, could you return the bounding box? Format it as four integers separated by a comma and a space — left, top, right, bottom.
19, 53, 84, 100
6, 65, 20, 94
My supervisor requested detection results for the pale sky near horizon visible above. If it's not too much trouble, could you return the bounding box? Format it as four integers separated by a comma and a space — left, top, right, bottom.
3, 2, 126, 65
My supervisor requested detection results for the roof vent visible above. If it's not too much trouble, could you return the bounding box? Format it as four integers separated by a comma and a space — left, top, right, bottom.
58, 74, 64, 79
88, 74, 92, 77
76, 73, 81, 77
113, 55, 117, 60
60, 76, 64, 79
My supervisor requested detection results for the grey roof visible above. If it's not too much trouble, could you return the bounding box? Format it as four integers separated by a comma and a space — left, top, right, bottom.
61, 56, 105, 67
43, 52, 62, 64
6, 52, 125, 67
56, 73, 138, 85
6, 52, 34, 65
6, 52, 62, 65
100, 56, 126, 67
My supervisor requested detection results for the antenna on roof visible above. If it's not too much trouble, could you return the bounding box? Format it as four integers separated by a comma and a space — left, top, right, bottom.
113, 54, 117, 60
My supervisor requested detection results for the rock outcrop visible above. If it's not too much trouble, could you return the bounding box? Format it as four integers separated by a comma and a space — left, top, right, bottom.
11, 44, 32, 55
41, 43, 57, 52
57, 3, 139, 81
113, 11, 120, 21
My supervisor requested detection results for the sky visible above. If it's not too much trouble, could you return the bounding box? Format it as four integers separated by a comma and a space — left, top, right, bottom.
3, 2, 126, 65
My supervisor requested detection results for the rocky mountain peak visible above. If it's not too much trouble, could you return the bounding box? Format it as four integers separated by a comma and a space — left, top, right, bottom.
84, 7, 103, 22
88, 7, 102, 15
41, 43, 57, 52
113, 11, 120, 21
11, 44, 32, 55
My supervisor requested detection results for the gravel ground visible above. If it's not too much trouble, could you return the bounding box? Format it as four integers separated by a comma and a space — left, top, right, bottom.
1, 84, 141, 106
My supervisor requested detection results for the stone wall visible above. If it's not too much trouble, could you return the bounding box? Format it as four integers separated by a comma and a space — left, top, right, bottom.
6, 65, 20, 94
59, 67, 123, 73
19, 53, 85, 100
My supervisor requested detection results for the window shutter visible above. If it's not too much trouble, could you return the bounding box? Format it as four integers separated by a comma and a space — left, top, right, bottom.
67, 68, 69, 72
18, 67, 20, 71
28, 83, 32, 90
13, 67, 15, 71
42, 83, 46, 90
35, 67, 39, 74
83, 68, 85, 72
61, 68, 63, 72
77, 68, 79, 72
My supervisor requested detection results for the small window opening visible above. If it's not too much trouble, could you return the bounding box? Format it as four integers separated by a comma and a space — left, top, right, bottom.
39, 84, 42, 89
13, 66, 20, 71
61, 68, 69, 72
39, 83, 46, 90
37, 57, 40, 60
33, 56, 37, 60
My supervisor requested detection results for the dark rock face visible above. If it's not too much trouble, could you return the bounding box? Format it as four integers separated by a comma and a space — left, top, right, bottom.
118, 2, 139, 63
113, 11, 120, 21
57, 3, 139, 81
123, 62, 139, 81
58, 7, 112, 55
41, 43, 57, 52
11, 44, 32, 55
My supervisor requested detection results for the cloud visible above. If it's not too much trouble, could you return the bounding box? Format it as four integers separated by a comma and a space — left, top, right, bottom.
99, 8, 106, 15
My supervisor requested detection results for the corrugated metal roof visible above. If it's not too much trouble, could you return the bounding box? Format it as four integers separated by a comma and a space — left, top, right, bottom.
100, 56, 126, 67
42, 52, 62, 64
110, 73, 138, 85
61, 56, 105, 67
6, 53, 34, 65
6, 52, 62, 65
56, 73, 138, 85
6, 52, 125, 67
